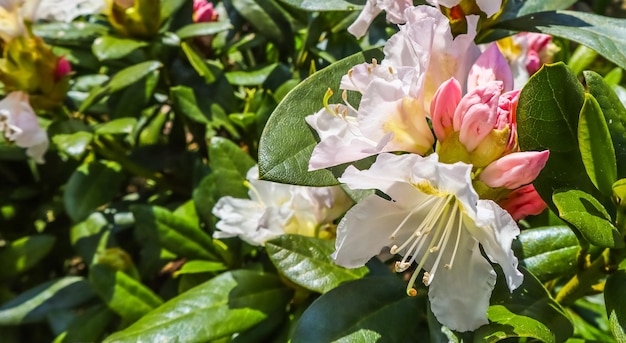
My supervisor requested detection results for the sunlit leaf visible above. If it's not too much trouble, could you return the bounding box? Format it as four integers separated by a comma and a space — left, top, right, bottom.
0, 235, 56, 280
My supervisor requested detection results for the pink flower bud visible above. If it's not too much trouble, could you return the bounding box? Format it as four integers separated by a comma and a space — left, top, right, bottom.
453, 80, 503, 152
467, 43, 513, 92
479, 150, 550, 189
497, 89, 520, 152
193, 0, 218, 23
54, 56, 72, 81
523, 33, 553, 75
499, 184, 547, 221
430, 78, 462, 141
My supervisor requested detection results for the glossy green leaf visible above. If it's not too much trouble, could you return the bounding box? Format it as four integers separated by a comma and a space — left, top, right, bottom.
92, 35, 148, 61
276, 0, 364, 11
476, 268, 573, 343
605, 270, 626, 342
292, 276, 424, 342
131, 204, 220, 261
181, 42, 216, 83
170, 85, 211, 124
578, 93, 617, 196
175, 21, 232, 39
33, 22, 109, 45
172, 260, 227, 277
52, 132, 93, 160
95, 118, 137, 135
517, 62, 595, 208
0, 277, 94, 325
70, 212, 109, 264
258, 48, 383, 186
604, 68, 623, 86
63, 160, 125, 222
193, 137, 255, 225
494, 11, 626, 70
89, 264, 163, 322
0, 235, 56, 280
513, 226, 578, 282
103, 270, 293, 343
584, 71, 626, 179
568, 45, 598, 75
266, 235, 368, 293
568, 297, 614, 342
553, 189, 622, 248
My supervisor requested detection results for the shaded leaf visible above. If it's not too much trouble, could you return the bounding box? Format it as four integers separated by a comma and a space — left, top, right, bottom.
89, 264, 163, 322
266, 235, 368, 293
292, 276, 424, 342
276, 0, 364, 11
0, 235, 56, 280
33, 22, 109, 45
103, 270, 293, 342
173, 260, 227, 277
605, 270, 626, 342
0, 277, 94, 325
92, 35, 148, 61
64, 160, 124, 222
476, 268, 573, 343
175, 21, 232, 39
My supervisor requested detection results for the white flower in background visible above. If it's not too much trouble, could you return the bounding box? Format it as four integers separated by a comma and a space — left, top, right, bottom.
0, 0, 39, 41
212, 166, 353, 246
35, 0, 104, 22
0, 91, 49, 163
348, 0, 413, 39
332, 152, 523, 331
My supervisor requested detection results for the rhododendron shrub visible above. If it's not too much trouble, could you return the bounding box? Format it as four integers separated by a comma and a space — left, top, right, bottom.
1, 0, 626, 342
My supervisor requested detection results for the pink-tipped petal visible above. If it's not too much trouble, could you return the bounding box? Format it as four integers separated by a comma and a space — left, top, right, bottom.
431, 78, 462, 141
454, 81, 503, 152
54, 56, 72, 81
480, 150, 550, 189
499, 184, 547, 221
467, 43, 513, 92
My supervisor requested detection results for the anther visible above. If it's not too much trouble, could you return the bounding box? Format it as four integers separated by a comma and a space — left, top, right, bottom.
407, 288, 417, 297
390, 245, 399, 254
395, 261, 410, 272
372, 58, 378, 67
429, 246, 439, 253
422, 271, 431, 286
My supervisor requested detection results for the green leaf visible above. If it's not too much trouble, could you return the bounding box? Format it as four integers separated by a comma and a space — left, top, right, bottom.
476, 268, 573, 343
0, 235, 56, 280
578, 93, 617, 196
89, 264, 163, 322
517, 62, 595, 208
567, 45, 598, 75
266, 235, 368, 293
52, 132, 93, 160
604, 68, 623, 86
513, 226, 578, 282
103, 270, 293, 342
181, 42, 216, 83
0, 277, 94, 325
292, 276, 424, 342
258, 48, 383, 186
63, 160, 125, 222
276, 0, 364, 11
170, 85, 211, 124
92, 35, 148, 61
70, 212, 109, 264
79, 61, 162, 112
605, 270, 626, 342
95, 118, 137, 135
56, 305, 115, 343
172, 260, 227, 277
33, 22, 109, 45
552, 189, 622, 248
584, 70, 626, 179
131, 204, 221, 261
175, 21, 232, 39
494, 11, 626, 71
193, 137, 255, 225
225, 64, 279, 86
229, 0, 293, 53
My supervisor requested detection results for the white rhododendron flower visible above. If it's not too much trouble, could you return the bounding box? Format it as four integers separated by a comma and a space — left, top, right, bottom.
0, 0, 39, 41
35, 0, 105, 22
333, 152, 523, 331
348, 0, 413, 39
212, 166, 353, 246
0, 91, 49, 163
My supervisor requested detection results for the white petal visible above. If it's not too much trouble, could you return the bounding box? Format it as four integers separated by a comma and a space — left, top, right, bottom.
428, 228, 496, 332
476, 0, 502, 17
469, 200, 524, 290
332, 195, 412, 268
338, 153, 421, 196
347, 0, 382, 39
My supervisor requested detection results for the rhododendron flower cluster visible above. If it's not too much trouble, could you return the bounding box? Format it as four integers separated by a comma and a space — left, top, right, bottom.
212, 166, 353, 246
306, 3, 550, 331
